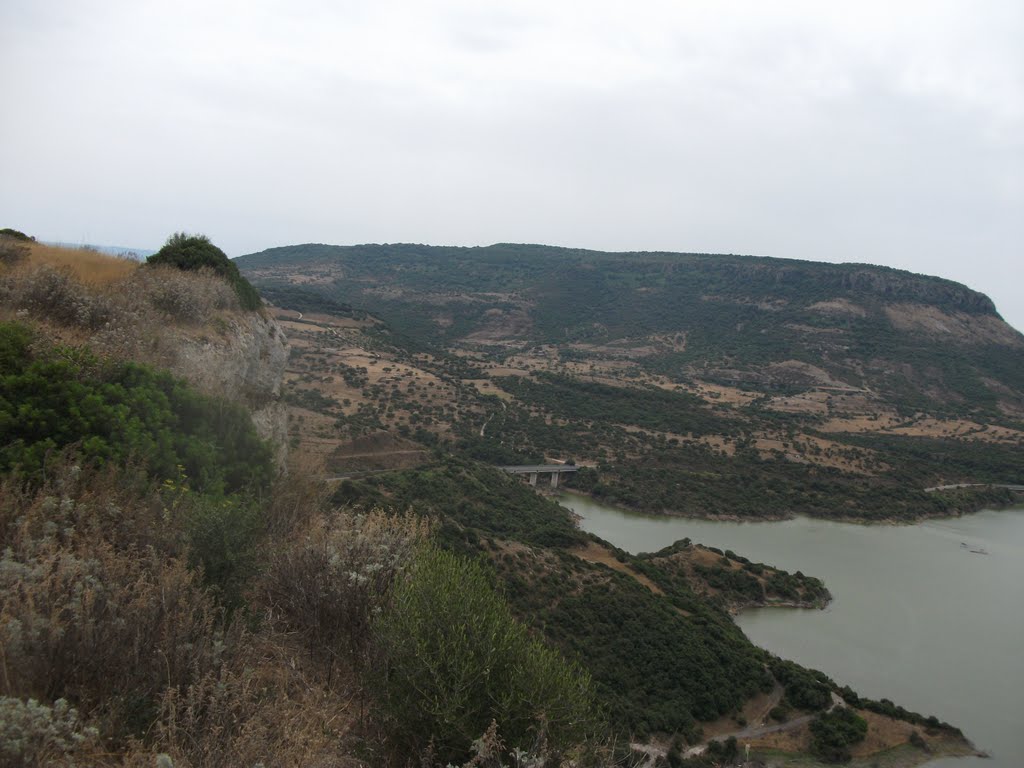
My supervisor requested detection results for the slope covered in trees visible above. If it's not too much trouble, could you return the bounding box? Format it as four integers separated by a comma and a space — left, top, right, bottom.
239, 242, 1024, 521
237, 242, 1022, 421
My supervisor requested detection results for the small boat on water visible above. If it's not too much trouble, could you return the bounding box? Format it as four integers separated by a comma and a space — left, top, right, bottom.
969, 548, 989, 555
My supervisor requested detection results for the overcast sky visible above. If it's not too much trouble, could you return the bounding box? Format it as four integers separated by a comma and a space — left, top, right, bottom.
2, 1, 1022, 330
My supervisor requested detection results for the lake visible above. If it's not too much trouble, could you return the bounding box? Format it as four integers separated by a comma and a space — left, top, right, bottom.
559, 492, 1024, 768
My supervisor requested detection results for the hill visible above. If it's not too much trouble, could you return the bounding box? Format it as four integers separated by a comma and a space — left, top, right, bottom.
1, 237, 980, 766
238, 243, 1024, 521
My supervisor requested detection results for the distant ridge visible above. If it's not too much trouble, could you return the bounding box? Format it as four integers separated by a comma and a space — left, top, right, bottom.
238, 239, 1024, 428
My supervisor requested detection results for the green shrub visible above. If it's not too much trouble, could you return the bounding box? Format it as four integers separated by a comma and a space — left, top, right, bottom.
909, 730, 928, 750
373, 546, 598, 764
183, 494, 265, 609
0, 321, 273, 494
705, 735, 738, 763
809, 707, 868, 763
147, 233, 261, 311
772, 658, 833, 711
0, 697, 99, 767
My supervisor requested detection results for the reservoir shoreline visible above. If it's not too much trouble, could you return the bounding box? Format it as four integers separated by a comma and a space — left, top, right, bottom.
556, 484, 1024, 526
559, 492, 1023, 768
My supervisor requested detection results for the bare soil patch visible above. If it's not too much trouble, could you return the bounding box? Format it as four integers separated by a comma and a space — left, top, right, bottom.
691, 381, 761, 407
753, 433, 880, 475
571, 542, 664, 595
702, 684, 783, 739
808, 298, 867, 317
819, 414, 1024, 444
464, 378, 514, 400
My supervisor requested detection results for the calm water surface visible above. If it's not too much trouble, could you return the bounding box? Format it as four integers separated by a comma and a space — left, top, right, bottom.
559, 493, 1024, 768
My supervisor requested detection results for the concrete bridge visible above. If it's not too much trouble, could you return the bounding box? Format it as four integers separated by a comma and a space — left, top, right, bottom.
501, 464, 579, 489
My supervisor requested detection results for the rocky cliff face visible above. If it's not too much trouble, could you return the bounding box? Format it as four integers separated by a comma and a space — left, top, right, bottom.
169, 311, 290, 469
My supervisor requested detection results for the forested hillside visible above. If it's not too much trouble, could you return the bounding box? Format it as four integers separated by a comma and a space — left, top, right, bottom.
238, 244, 1022, 418
238, 242, 1024, 521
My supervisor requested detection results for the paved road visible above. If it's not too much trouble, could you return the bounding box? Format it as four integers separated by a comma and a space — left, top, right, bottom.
925, 482, 1024, 492
684, 692, 846, 758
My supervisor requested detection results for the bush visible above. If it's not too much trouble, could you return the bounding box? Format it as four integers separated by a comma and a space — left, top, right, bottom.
909, 730, 929, 751
0, 459, 352, 767
183, 493, 265, 610
0, 321, 273, 494
146, 233, 261, 311
6, 265, 114, 329
373, 546, 598, 764
0, 227, 33, 241
0, 234, 30, 267
771, 658, 833, 711
263, 508, 429, 680
149, 632, 349, 768
0, 507, 224, 742
0, 697, 99, 768
129, 265, 237, 321
809, 707, 868, 763
705, 735, 738, 763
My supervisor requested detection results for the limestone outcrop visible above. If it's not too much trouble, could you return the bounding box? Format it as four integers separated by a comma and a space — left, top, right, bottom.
169, 311, 290, 469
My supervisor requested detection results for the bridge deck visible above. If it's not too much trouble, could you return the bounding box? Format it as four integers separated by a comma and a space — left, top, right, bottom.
501, 465, 579, 473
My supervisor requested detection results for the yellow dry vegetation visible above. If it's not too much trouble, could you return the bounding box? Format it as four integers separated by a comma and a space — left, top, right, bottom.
26, 241, 139, 285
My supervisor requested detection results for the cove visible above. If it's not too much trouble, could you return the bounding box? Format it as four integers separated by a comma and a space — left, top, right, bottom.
559, 492, 1024, 768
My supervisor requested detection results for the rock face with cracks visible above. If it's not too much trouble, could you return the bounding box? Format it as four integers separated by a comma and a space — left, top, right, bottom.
170, 311, 290, 469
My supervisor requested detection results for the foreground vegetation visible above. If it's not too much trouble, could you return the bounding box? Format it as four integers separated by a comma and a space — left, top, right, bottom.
0, 235, 980, 766
0, 240, 600, 766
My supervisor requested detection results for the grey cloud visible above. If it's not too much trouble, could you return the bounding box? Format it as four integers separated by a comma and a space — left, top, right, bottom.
1, 0, 1021, 329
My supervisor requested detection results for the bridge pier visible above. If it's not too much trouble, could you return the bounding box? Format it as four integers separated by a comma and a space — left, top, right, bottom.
500, 464, 579, 490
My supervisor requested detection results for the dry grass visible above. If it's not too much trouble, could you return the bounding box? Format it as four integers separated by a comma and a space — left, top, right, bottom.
0, 246, 248, 380
0, 462, 224, 746
0, 459, 380, 767
571, 542, 664, 595
136, 629, 360, 768
752, 432, 881, 475
4, 242, 240, 332
262, 507, 431, 683
25, 242, 138, 285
